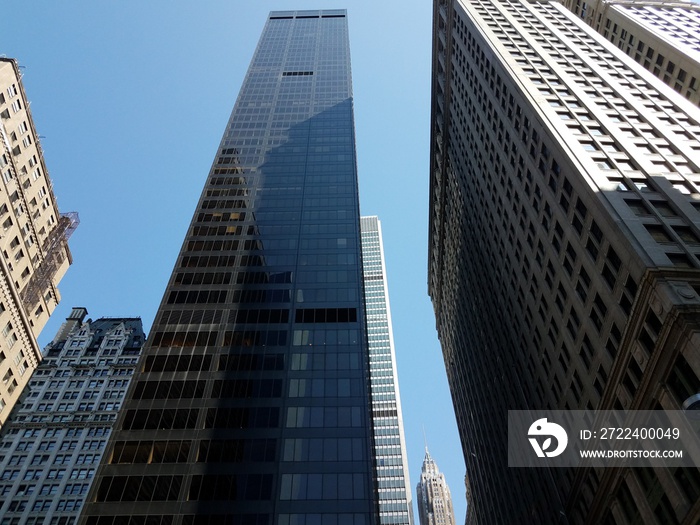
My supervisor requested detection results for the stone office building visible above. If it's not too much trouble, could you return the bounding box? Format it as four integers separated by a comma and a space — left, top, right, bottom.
0, 307, 144, 525
0, 58, 77, 428
560, 0, 700, 106
429, 0, 700, 522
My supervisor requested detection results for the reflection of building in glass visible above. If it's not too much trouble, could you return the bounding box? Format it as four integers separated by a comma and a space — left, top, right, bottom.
429, 0, 700, 522
559, 0, 700, 106
0, 58, 77, 428
82, 10, 378, 525
360, 216, 413, 525
0, 307, 144, 524
416, 449, 455, 525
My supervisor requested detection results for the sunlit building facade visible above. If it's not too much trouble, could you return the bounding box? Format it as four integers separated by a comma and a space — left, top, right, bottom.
560, 0, 700, 106
429, 0, 700, 522
360, 216, 413, 525
81, 10, 378, 525
0, 58, 77, 428
415, 449, 455, 525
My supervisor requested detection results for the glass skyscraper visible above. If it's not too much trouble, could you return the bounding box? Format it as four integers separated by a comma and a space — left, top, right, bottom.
360, 217, 413, 525
0, 308, 144, 525
81, 10, 377, 525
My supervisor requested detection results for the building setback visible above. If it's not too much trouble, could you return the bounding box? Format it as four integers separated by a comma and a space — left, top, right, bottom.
81, 10, 378, 525
360, 216, 413, 525
429, 0, 700, 523
560, 0, 700, 106
0, 58, 77, 428
0, 307, 144, 525
415, 449, 455, 525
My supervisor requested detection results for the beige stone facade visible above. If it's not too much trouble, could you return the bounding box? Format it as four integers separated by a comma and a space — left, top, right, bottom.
0, 58, 76, 427
561, 0, 700, 106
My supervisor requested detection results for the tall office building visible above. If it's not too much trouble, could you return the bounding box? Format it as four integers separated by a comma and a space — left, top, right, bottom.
560, 0, 700, 106
415, 449, 455, 525
429, 0, 700, 523
0, 307, 144, 525
0, 58, 77, 428
360, 216, 413, 525
81, 10, 378, 525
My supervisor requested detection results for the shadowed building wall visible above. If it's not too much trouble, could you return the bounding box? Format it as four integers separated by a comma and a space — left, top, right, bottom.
429, 0, 700, 522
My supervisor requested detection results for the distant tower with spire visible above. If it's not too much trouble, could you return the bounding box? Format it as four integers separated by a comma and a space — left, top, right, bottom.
416, 448, 457, 525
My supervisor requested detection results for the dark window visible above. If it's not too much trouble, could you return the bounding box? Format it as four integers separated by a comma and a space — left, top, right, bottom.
295, 308, 357, 323
645, 225, 673, 243
204, 407, 279, 429
121, 409, 199, 431
667, 353, 698, 405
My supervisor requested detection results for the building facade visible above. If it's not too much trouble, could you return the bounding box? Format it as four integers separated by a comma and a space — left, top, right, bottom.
429, 0, 700, 523
360, 216, 413, 525
0, 307, 144, 525
415, 449, 455, 525
0, 58, 77, 428
81, 10, 378, 525
560, 0, 700, 106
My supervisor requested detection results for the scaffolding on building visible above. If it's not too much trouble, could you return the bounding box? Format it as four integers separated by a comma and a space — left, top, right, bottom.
20, 211, 79, 308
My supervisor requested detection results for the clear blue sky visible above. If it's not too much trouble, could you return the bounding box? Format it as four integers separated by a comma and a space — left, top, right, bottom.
1, 2, 465, 520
